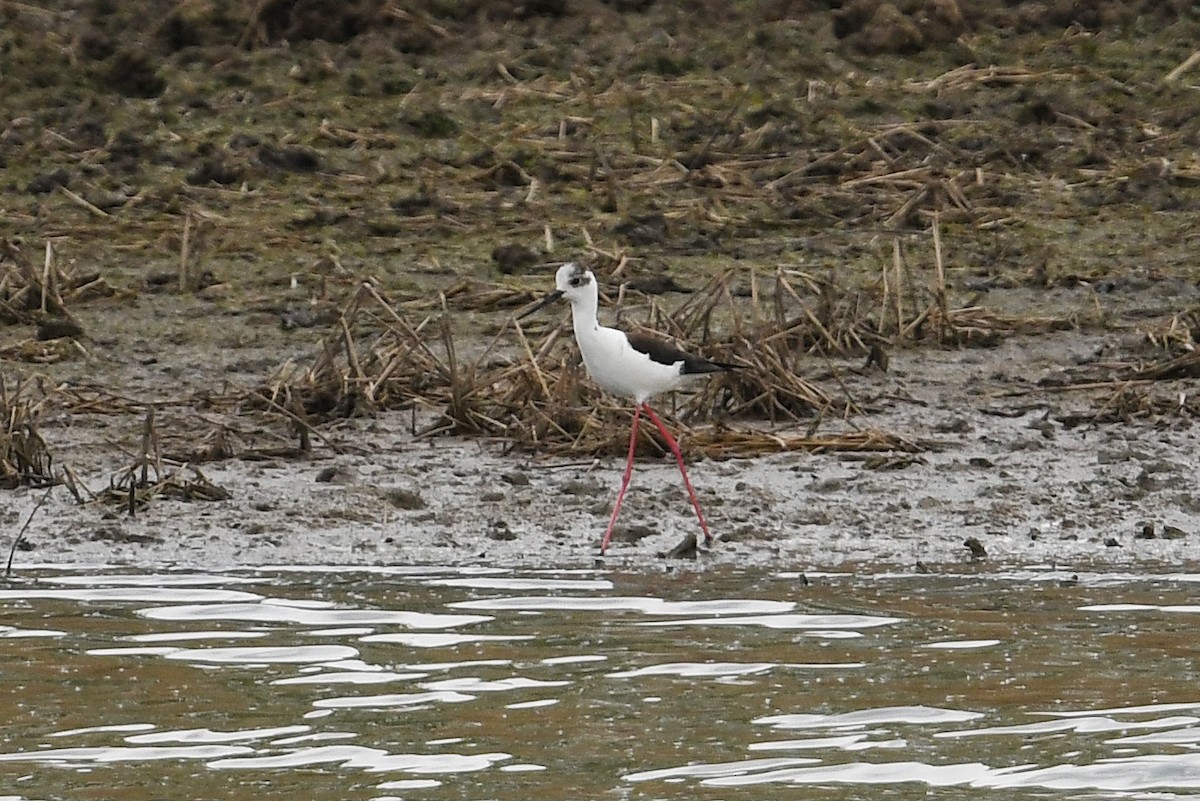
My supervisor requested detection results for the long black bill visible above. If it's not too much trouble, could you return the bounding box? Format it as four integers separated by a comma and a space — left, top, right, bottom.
517, 289, 564, 320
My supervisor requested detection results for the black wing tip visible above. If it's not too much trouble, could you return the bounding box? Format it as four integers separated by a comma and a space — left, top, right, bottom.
680, 357, 741, 375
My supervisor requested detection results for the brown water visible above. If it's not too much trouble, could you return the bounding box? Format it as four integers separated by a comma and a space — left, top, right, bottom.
1, 565, 1199, 800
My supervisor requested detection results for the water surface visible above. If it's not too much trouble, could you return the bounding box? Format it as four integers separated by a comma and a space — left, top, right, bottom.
2, 565, 1199, 800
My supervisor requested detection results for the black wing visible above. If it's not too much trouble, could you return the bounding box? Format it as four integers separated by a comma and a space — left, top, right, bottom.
626, 331, 737, 375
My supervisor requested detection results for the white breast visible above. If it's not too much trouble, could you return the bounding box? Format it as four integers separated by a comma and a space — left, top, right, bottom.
575, 323, 685, 404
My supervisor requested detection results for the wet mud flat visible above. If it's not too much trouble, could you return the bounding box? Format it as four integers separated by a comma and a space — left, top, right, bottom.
3, 3, 1200, 572
8, 324, 1200, 572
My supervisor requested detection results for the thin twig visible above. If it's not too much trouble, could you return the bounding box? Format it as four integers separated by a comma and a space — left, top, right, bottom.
179, 213, 192, 293
1165, 50, 1200, 83
57, 186, 110, 218
6, 486, 53, 576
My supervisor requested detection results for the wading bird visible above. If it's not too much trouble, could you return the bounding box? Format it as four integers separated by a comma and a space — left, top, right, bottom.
519, 263, 736, 554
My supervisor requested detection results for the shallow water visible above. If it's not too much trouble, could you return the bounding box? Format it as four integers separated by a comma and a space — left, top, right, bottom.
2, 565, 1199, 800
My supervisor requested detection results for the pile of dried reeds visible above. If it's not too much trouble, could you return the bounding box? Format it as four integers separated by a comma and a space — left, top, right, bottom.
1142, 307, 1200, 356
0, 376, 56, 488
1130, 351, 1200, 382
0, 238, 117, 362
96, 465, 232, 513
1057, 381, 1200, 428
1020, 307, 1200, 428
249, 262, 954, 458
89, 410, 233, 513
1129, 308, 1200, 382
253, 281, 470, 422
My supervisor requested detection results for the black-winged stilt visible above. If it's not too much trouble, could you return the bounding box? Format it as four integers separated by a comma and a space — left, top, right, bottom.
519, 263, 737, 554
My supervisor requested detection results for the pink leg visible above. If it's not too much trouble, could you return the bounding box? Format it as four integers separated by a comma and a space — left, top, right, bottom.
643, 405, 714, 546
600, 404, 642, 554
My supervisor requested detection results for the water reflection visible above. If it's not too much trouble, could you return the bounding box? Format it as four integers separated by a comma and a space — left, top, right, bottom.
139, 601, 492, 628
1, 567, 1199, 799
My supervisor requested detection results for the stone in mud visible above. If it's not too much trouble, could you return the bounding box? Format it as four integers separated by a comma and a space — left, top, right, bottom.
187, 158, 243, 186
721, 524, 762, 542
560, 480, 603, 497
252, 0, 381, 44
35, 318, 84, 341
315, 466, 356, 484
488, 519, 517, 540
491, 243, 541, 274
919, 0, 969, 43
76, 28, 116, 61
839, 2, 925, 55
963, 536, 987, 559
663, 531, 699, 559
809, 477, 848, 493
610, 523, 657, 544
626, 273, 688, 296
612, 211, 668, 245
935, 417, 974, 434
384, 488, 426, 510
100, 50, 167, 98
27, 169, 70, 194
832, 0, 879, 38
1161, 525, 1188, 540
258, 144, 320, 172
83, 189, 132, 210
501, 471, 530, 486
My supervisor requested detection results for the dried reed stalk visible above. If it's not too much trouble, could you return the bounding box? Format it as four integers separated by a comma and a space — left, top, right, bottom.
1129, 351, 1200, 381
1, 238, 115, 324
0, 375, 56, 488
101, 463, 232, 512
250, 252, 1102, 457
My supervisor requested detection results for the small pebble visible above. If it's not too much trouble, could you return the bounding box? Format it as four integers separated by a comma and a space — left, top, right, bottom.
502, 471, 530, 486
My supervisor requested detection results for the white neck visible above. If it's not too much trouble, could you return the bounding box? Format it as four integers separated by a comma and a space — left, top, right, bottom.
570, 284, 601, 342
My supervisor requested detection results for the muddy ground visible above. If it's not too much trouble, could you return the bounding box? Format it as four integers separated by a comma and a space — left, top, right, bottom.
2, 0, 1200, 572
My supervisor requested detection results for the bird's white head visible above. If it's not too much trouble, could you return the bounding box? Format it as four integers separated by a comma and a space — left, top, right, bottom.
554, 262, 596, 304
519, 262, 597, 321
